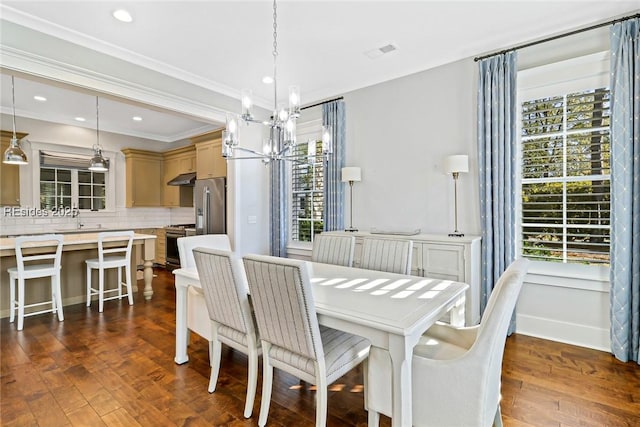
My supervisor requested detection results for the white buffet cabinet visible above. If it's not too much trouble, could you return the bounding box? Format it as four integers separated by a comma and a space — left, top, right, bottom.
325, 231, 482, 325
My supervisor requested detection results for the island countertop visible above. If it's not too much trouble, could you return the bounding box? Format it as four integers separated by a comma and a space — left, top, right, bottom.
0, 232, 157, 302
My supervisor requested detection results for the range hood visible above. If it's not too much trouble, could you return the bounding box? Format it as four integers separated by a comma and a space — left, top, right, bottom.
167, 172, 197, 186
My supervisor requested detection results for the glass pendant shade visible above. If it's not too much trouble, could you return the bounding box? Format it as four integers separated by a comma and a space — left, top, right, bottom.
3, 138, 28, 165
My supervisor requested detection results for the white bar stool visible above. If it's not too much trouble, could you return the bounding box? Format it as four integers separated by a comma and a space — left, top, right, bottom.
8, 234, 65, 331
86, 231, 135, 312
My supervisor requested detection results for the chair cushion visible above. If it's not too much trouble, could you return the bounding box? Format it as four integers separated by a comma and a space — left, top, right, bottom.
269, 325, 370, 382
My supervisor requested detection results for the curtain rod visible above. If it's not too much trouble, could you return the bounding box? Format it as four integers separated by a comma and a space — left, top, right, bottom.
474, 12, 639, 62
301, 96, 344, 111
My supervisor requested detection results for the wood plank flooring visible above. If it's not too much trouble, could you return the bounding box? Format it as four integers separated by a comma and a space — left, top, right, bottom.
2, 268, 639, 426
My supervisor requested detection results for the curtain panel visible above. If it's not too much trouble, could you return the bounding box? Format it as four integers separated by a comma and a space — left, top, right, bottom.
322, 100, 346, 231
610, 18, 640, 364
477, 52, 518, 333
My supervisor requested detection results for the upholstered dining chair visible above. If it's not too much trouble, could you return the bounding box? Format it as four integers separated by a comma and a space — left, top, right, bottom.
85, 230, 134, 312
367, 258, 530, 427
177, 234, 231, 341
242, 254, 371, 427
359, 237, 413, 274
311, 233, 356, 267
8, 234, 65, 331
192, 247, 261, 418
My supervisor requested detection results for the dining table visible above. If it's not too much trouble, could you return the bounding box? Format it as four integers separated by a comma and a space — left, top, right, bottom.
173, 259, 468, 427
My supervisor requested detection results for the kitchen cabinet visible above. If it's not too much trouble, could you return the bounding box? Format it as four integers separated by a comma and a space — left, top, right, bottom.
192, 131, 226, 179
122, 148, 163, 207
328, 231, 481, 326
163, 146, 195, 207
0, 131, 27, 206
155, 227, 166, 266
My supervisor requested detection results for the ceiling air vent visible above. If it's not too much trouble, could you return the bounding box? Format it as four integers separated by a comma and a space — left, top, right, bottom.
364, 43, 398, 59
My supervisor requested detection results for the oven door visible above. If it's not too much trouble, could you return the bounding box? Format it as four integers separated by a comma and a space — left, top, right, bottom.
165, 232, 183, 271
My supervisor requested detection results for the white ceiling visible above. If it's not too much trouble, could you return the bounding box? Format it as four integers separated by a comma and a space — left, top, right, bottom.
1, 1, 638, 143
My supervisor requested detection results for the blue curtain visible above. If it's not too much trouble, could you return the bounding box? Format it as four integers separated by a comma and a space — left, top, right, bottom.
270, 129, 288, 257
322, 100, 346, 231
477, 52, 518, 332
610, 18, 640, 364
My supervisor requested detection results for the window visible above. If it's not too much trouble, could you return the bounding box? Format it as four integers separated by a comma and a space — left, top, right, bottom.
39, 151, 108, 211
290, 140, 325, 242
519, 54, 610, 265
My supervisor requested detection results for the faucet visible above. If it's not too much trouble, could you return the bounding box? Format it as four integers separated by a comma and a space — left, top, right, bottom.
74, 207, 84, 229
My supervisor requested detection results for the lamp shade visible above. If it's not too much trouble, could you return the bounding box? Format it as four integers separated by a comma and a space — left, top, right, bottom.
341, 167, 361, 182
444, 155, 469, 173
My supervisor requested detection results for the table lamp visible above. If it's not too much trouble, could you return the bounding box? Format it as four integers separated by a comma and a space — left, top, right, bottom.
341, 167, 362, 232
444, 155, 468, 237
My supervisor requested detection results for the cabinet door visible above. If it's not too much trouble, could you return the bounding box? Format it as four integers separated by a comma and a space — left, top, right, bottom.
132, 157, 163, 207
420, 243, 465, 282
155, 228, 166, 266
196, 140, 226, 179
178, 153, 196, 172
163, 157, 180, 207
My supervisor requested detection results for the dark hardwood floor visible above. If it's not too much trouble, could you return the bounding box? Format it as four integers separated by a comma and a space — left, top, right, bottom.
2, 268, 639, 426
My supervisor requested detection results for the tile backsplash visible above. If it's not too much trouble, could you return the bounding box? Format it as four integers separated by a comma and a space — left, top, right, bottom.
0, 206, 195, 236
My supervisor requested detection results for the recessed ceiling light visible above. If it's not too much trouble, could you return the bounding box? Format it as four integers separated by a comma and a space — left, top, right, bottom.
262, 76, 274, 84
132, 116, 143, 121
75, 117, 86, 122
33, 95, 47, 102
113, 9, 133, 23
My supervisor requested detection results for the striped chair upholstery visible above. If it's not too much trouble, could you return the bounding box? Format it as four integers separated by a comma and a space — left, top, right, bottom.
359, 237, 413, 274
243, 254, 370, 427
193, 247, 261, 419
311, 233, 356, 267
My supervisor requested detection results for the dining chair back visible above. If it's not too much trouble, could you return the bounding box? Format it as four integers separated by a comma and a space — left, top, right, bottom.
177, 234, 232, 341
85, 230, 134, 312
8, 234, 65, 330
193, 247, 261, 418
367, 258, 530, 427
311, 233, 356, 267
243, 254, 370, 427
359, 237, 413, 274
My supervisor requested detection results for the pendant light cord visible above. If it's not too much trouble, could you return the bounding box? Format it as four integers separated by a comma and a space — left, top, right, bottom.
95, 96, 100, 151
11, 76, 17, 139
272, 0, 278, 113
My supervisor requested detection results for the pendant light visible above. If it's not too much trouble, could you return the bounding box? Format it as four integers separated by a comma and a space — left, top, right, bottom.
88, 96, 108, 172
3, 76, 28, 165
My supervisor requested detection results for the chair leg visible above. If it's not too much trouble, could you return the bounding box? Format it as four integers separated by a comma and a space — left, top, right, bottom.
17, 278, 25, 331
98, 267, 104, 313
125, 263, 133, 305
117, 266, 123, 299
367, 408, 381, 427
208, 338, 222, 393
244, 344, 259, 418
315, 374, 328, 427
9, 274, 15, 323
363, 358, 369, 410
86, 264, 92, 307
54, 273, 64, 321
258, 343, 273, 427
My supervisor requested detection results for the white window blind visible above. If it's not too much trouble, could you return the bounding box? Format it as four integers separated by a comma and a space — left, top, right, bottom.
520, 87, 610, 264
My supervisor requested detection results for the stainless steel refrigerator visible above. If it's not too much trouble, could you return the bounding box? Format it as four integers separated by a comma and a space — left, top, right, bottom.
194, 177, 226, 235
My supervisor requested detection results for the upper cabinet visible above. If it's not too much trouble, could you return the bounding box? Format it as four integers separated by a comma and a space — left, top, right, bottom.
0, 130, 27, 206
122, 148, 164, 207
192, 130, 226, 179
163, 146, 195, 207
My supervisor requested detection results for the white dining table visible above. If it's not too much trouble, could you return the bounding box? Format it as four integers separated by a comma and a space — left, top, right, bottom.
173, 260, 468, 427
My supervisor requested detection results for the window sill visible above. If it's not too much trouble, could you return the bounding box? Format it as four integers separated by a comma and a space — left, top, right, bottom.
525, 259, 610, 292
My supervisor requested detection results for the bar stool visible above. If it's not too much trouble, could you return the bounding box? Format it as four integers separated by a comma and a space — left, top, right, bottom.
86, 231, 134, 312
8, 234, 65, 331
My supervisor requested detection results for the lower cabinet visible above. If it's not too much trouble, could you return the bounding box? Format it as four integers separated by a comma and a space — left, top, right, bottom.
155, 228, 166, 267
331, 231, 481, 325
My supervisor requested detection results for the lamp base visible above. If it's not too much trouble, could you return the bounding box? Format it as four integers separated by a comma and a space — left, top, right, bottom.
448, 232, 465, 237
345, 227, 359, 232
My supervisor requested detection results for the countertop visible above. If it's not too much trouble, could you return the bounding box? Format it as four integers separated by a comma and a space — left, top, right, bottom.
0, 232, 156, 255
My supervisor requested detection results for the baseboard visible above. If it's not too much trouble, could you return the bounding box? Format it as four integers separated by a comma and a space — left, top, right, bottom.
516, 313, 611, 352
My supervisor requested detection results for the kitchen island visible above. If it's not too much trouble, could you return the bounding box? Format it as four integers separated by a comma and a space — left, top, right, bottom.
0, 232, 156, 318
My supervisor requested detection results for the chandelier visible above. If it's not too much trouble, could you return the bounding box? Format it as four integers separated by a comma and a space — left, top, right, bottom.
222, 0, 332, 163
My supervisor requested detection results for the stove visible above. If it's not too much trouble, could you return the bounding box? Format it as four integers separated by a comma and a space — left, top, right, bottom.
165, 224, 195, 270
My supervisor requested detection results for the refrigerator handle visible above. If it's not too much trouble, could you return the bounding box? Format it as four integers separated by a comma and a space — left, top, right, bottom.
203, 186, 210, 233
